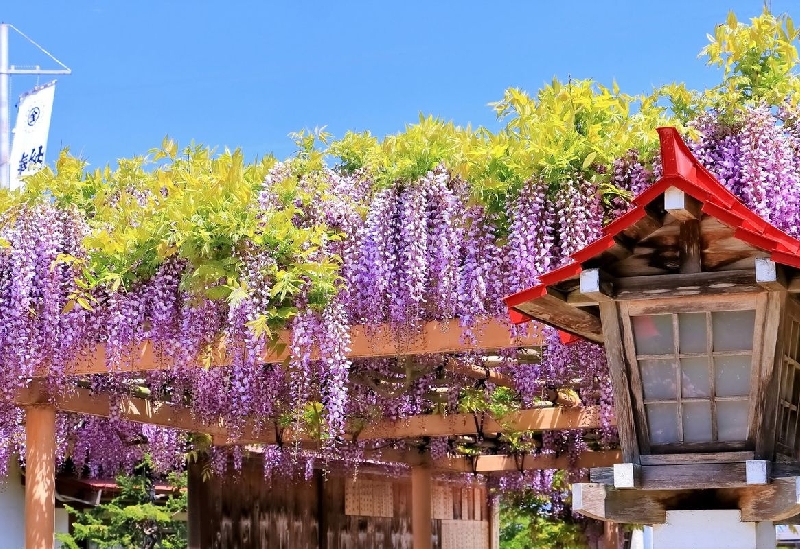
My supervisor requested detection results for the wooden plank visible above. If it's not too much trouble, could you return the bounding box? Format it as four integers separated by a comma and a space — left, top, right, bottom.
679, 220, 701, 274
614, 270, 761, 301
625, 292, 758, 316
512, 289, 604, 343
638, 463, 749, 490
752, 290, 787, 459
46, 317, 543, 376
598, 302, 639, 463
639, 451, 754, 465
618, 301, 650, 456
592, 462, 751, 489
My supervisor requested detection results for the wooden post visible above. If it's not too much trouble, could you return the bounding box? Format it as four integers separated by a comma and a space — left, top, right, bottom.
603, 521, 621, 549
187, 457, 205, 549
411, 466, 432, 549
25, 405, 56, 549
488, 495, 500, 549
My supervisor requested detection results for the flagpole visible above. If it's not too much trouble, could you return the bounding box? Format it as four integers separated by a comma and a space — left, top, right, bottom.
1, 23, 10, 189
0, 23, 70, 190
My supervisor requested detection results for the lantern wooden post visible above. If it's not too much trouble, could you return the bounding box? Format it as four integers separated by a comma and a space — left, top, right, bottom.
25, 404, 56, 549
411, 465, 432, 549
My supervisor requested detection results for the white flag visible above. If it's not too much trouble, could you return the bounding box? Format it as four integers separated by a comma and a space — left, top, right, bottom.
9, 81, 56, 191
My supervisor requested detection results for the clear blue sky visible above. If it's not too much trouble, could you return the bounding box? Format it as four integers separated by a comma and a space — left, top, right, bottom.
2, 1, 798, 167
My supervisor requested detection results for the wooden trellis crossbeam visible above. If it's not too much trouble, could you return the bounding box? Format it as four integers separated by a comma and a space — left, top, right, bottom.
370, 447, 622, 472
15, 386, 611, 445
42, 318, 542, 377
436, 450, 621, 473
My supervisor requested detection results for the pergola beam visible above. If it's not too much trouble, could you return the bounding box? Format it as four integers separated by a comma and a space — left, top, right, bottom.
15, 386, 611, 444
436, 450, 622, 473
363, 448, 622, 472
43, 318, 542, 377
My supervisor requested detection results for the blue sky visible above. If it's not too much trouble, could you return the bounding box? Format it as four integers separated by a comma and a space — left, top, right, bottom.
2, 1, 798, 167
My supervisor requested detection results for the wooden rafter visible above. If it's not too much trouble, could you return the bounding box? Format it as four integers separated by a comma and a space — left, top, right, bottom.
44, 318, 542, 377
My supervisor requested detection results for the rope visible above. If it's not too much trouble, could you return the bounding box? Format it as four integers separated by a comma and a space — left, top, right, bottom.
7, 24, 71, 71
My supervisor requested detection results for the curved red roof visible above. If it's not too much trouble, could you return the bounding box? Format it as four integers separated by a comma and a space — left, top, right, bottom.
504, 127, 800, 326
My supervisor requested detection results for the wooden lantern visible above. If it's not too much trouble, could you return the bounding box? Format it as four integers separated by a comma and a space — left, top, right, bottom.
504, 127, 800, 526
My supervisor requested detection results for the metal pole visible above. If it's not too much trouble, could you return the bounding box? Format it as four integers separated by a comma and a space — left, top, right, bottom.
1, 23, 9, 189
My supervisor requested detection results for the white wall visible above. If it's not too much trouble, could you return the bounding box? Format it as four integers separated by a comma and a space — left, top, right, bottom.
0, 460, 26, 549
651, 510, 775, 549
0, 459, 69, 549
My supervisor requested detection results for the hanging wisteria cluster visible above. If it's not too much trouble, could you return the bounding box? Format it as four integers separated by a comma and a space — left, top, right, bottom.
0, 10, 796, 515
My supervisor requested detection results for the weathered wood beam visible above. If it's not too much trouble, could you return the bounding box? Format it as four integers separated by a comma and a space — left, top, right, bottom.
16, 386, 610, 446
638, 451, 754, 466
511, 289, 604, 344
44, 317, 542, 377
437, 450, 621, 473
739, 477, 800, 522
590, 463, 752, 490
664, 187, 701, 221
598, 302, 640, 464
679, 219, 701, 274
613, 270, 761, 300
572, 482, 672, 524
751, 290, 786, 459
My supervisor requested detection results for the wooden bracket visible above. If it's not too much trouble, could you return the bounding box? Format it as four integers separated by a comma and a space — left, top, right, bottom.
572, 482, 669, 524
513, 287, 604, 344
740, 476, 800, 522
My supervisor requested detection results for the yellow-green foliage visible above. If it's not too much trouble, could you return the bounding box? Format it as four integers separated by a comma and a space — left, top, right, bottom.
0, 9, 796, 334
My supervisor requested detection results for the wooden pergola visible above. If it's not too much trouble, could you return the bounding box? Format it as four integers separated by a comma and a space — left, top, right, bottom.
18, 317, 619, 548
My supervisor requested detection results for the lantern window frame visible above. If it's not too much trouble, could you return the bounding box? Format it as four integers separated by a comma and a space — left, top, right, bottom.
618, 293, 765, 455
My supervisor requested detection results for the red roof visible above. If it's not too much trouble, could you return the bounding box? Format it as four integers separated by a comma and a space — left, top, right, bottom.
504, 126, 800, 325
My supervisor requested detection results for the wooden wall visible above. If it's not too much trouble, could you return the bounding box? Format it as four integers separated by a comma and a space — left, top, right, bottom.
188, 459, 490, 549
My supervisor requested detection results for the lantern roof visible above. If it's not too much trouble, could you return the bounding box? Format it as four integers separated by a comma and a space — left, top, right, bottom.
504, 127, 800, 338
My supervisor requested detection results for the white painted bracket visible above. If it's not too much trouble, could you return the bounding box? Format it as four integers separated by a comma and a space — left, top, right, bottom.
579, 268, 612, 302
746, 460, 770, 485
664, 186, 701, 221
613, 463, 641, 489
755, 258, 785, 290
